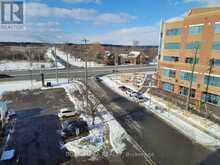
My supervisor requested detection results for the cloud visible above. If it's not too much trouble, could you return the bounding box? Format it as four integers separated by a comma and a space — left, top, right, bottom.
86, 25, 159, 45
95, 13, 137, 24
26, 3, 97, 21
182, 0, 220, 5
0, 21, 63, 43
26, 2, 136, 24
63, 0, 102, 4
0, 24, 159, 45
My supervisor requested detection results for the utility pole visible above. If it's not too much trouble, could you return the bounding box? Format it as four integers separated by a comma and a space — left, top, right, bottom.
54, 45, 59, 84
82, 38, 89, 113
203, 58, 214, 112
65, 44, 70, 83
185, 43, 199, 111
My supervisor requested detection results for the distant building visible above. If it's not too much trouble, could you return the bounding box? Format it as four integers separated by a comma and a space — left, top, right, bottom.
118, 51, 146, 65
157, 7, 220, 107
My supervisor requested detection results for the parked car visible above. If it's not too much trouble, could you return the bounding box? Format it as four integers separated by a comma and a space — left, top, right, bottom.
119, 86, 128, 92
125, 88, 133, 95
129, 91, 138, 97
58, 108, 80, 119
61, 120, 89, 139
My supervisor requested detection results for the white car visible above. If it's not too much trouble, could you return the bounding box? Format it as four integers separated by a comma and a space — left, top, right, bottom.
58, 108, 79, 118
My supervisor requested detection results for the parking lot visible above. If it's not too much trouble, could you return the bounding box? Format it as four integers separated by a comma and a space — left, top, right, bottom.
1, 88, 110, 165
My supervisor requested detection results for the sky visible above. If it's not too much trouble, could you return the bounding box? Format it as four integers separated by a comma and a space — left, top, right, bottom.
0, 0, 220, 45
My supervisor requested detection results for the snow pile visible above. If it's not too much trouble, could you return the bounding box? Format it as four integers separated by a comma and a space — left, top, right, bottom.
101, 109, 128, 154
101, 75, 220, 150
61, 81, 129, 158
55, 49, 104, 67
0, 60, 53, 71
46, 49, 65, 69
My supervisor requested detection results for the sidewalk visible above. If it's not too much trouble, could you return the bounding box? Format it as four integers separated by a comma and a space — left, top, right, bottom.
101, 75, 220, 151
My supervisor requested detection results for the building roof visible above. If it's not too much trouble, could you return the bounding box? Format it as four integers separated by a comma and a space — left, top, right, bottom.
166, 6, 220, 23
129, 51, 141, 58
188, 7, 220, 16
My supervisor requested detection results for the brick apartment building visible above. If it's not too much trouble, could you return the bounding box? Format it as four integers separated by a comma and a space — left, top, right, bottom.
157, 7, 220, 107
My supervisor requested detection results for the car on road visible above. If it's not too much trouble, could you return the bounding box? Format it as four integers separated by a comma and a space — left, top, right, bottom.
58, 108, 80, 119
95, 76, 102, 82
61, 120, 89, 139
119, 86, 128, 92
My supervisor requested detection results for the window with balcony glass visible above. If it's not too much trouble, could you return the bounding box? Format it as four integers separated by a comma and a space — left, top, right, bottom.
163, 69, 176, 78
186, 42, 201, 49
164, 43, 181, 49
204, 75, 220, 87
212, 42, 220, 50
179, 86, 196, 97
166, 28, 182, 36
188, 25, 204, 35
163, 56, 179, 62
215, 23, 220, 33
185, 57, 199, 64
202, 92, 220, 106
162, 82, 174, 92
210, 59, 220, 67
180, 72, 197, 82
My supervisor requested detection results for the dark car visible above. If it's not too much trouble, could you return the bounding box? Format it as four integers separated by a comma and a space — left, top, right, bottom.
96, 76, 102, 82
119, 86, 128, 92
61, 120, 89, 139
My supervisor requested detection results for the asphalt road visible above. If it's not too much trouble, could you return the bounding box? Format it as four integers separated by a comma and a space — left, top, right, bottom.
88, 78, 220, 165
0, 65, 156, 82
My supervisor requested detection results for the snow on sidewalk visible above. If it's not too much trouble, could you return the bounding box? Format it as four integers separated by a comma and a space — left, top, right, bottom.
55, 49, 104, 67
101, 75, 220, 150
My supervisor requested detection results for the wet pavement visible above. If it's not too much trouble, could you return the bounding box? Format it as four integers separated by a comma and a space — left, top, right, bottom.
88, 79, 220, 165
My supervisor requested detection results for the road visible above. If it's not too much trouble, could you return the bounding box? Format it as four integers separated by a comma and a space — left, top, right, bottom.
0, 64, 156, 81
88, 78, 220, 165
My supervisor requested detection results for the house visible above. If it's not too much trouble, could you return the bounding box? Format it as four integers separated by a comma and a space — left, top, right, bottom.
118, 51, 146, 65
104, 51, 115, 65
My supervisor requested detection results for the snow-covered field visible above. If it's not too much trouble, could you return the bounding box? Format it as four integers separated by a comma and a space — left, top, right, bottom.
55, 49, 104, 67
101, 75, 220, 151
0, 49, 65, 71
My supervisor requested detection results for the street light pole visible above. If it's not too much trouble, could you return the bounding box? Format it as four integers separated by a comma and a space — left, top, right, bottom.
54, 45, 59, 84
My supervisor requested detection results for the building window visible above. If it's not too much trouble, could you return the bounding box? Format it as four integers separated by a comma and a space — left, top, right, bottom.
180, 72, 197, 82
215, 23, 220, 33
164, 43, 181, 49
185, 57, 199, 64
166, 28, 182, 36
212, 42, 220, 50
186, 42, 201, 49
162, 82, 174, 92
179, 86, 196, 98
210, 59, 220, 67
188, 25, 204, 35
163, 56, 179, 62
202, 92, 220, 106
204, 75, 220, 87
163, 69, 176, 78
